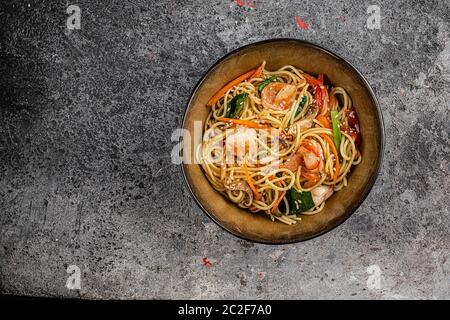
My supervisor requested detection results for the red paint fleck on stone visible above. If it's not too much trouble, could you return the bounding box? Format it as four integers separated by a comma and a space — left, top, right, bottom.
234, 0, 256, 10
295, 16, 309, 30
338, 16, 347, 22
257, 271, 266, 280
202, 257, 212, 267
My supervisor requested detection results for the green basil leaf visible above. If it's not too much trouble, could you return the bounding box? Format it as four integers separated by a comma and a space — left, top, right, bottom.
295, 95, 308, 117
278, 188, 316, 214
258, 76, 277, 93
226, 93, 248, 118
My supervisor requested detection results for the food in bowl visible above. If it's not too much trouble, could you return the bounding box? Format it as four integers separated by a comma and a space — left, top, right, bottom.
198, 61, 362, 225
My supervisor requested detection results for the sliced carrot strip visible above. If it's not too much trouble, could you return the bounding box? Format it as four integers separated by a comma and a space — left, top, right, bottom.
270, 179, 287, 214
316, 114, 331, 129
207, 69, 256, 106
250, 63, 264, 79
321, 134, 340, 184
243, 163, 261, 200
271, 190, 287, 214
217, 117, 269, 129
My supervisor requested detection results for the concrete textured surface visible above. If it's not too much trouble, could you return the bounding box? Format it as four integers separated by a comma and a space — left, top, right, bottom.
0, 0, 449, 299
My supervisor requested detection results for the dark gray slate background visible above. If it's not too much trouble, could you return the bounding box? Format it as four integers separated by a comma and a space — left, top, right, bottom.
0, 0, 449, 299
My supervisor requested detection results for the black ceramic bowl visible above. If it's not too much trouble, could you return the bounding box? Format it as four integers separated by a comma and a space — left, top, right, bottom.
182, 39, 384, 244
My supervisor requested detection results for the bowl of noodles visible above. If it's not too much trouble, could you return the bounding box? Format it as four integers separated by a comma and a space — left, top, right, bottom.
181, 39, 384, 243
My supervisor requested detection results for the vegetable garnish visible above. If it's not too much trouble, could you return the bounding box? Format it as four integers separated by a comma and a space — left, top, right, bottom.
317, 74, 324, 84
316, 114, 331, 129
302, 73, 323, 87
271, 190, 287, 214
257, 76, 277, 93
321, 134, 340, 184
226, 93, 248, 118
250, 63, 264, 79
217, 117, 269, 129
243, 162, 262, 200
342, 107, 361, 147
207, 69, 256, 106
316, 88, 333, 128
294, 95, 308, 117
282, 188, 316, 213
316, 74, 327, 113
270, 180, 287, 214
331, 110, 342, 157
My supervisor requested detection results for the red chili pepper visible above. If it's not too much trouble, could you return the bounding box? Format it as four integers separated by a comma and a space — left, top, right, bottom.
342, 107, 361, 147
318, 74, 324, 84
302, 73, 322, 87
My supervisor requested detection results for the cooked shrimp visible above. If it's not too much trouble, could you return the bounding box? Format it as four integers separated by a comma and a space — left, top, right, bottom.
297, 139, 324, 173
261, 83, 297, 110
311, 185, 333, 206
281, 139, 324, 171
280, 153, 302, 172
280, 139, 325, 187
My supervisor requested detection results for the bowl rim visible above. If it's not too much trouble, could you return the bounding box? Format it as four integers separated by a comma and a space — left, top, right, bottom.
180, 38, 385, 244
